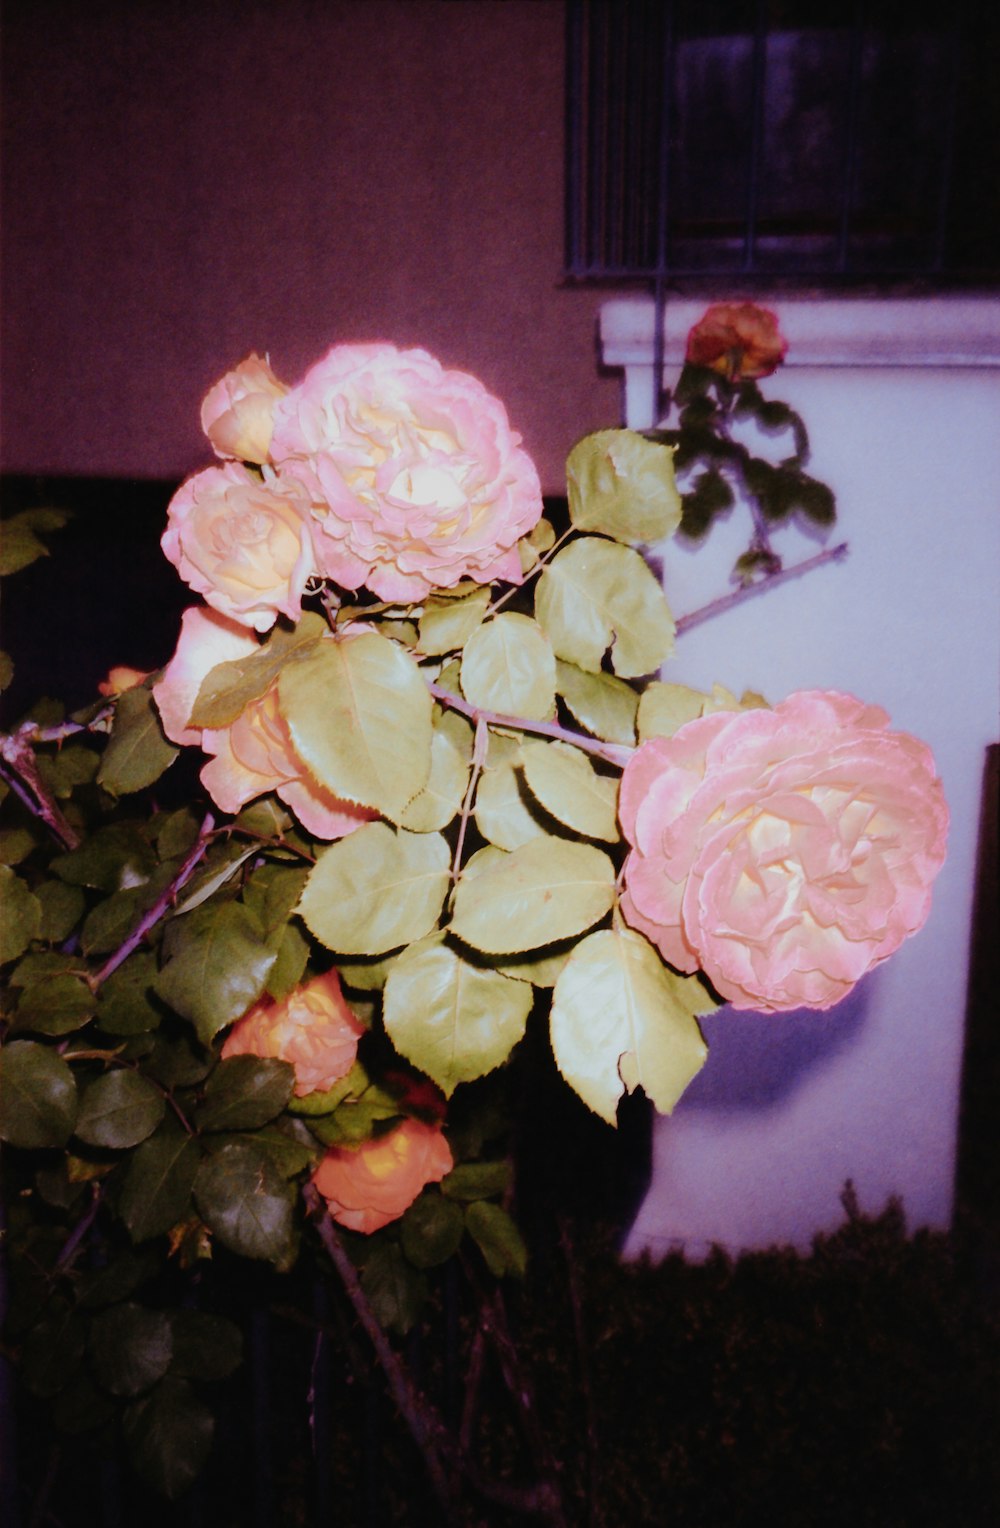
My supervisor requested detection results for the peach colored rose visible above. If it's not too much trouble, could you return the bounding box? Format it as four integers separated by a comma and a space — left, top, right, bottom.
221, 969, 364, 1096
201, 354, 288, 464
312, 1117, 453, 1234
685, 302, 788, 381
152, 606, 373, 840
162, 462, 315, 632
619, 691, 948, 1013
270, 343, 542, 602
98, 665, 151, 697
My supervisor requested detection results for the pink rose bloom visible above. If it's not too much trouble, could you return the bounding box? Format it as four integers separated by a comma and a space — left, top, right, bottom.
221, 969, 364, 1096
619, 691, 948, 1013
153, 605, 373, 840
312, 1117, 453, 1234
270, 343, 542, 602
162, 461, 315, 632
201, 353, 288, 464
685, 302, 788, 381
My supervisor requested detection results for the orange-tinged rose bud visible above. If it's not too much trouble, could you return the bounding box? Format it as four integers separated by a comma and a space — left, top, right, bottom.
201, 353, 288, 464
312, 1117, 453, 1233
221, 969, 364, 1096
685, 302, 788, 381
98, 665, 151, 697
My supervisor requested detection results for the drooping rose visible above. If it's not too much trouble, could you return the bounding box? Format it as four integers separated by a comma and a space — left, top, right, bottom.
152, 605, 372, 840
685, 302, 788, 381
618, 691, 948, 1013
201, 353, 288, 464
270, 343, 543, 602
162, 462, 315, 632
221, 969, 364, 1096
312, 1117, 453, 1234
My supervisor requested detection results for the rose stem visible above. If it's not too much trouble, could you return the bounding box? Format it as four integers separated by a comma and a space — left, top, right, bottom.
451, 718, 488, 880
675, 542, 849, 637
428, 684, 634, 769
485, 523, 575, 618
0, 736, 81, 850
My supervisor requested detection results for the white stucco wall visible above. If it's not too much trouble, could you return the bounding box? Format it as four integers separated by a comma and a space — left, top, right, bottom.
601, 296, 1000, 1257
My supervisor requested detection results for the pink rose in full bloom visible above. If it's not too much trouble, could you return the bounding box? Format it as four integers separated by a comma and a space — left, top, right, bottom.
312, 1117, 453, 1234
618, 691, 948, 1012
162, 462, 315, 632
221, 969, 364, 1096
270, 343, 543, 602
685, 302, 788, 381
201, 353, 288, 464
152, 605, 373, 840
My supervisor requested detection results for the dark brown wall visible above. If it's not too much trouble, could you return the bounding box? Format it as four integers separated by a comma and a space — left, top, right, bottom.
1, 0, 618, 493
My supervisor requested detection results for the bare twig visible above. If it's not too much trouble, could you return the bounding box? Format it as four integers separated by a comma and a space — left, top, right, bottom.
0, 735, 80, 850
428, 685, 633, 769
675, 542, 848, 636
54, 1183, 104, 1273
451, 718, 488, 880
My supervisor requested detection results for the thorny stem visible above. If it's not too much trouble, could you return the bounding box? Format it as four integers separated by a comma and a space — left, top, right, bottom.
428, 684, 633, 769
486, 524, 575, 618
89, 813, 216, 990
0, 733, 81, 850
451, 718, 489, 880
675, 542, 849, 637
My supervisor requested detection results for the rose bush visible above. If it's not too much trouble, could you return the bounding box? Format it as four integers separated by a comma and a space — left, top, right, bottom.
221, 969, 365, 1096
269, 342, 543, 601
200, 353, 288, 464
153, 605, 372, 839
618, 691, 948, 1012
685, 301, 788, 381
162, 461, 315, 631
312, 1117, 454, 1233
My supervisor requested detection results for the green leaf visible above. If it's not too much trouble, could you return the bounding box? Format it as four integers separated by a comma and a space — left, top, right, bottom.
76, 1249, 157, 1310
336, 954, 398, 992
97, 951, 164, 1036
242, 861, 310, 933
555, 661, 637, 746
0, 1040, 78, 1147
52, 1369, 117, 1434
264, 921, 310, 999
398, 725, 469, 833
383, 936, 532, 1096
297, 824, 449, 956
75, 1070, 165, 1149
21, 1302, 87, 1396
520, 740, 620, 843
473, 742, 545, 851
792, 474, 836, 526
450, 835, 615, 954
150, 807, 201, 861
34, 879, 85, 943
0, 649, 13, 690
123, 1376, 214, 1499
36, 744, 100, 799
567, 429, 682, 544
441, 1159, 511, 1201
361, 1240, 428, 1335
278, 631, 433, 821
418, 585, 491, 655
494, 942, 572, 988
0, 865, 41, 964
535, 538, 675, 678
90, 1303, 173, 1397
637, 681, 708, 741
195, 1056, 294, 1132
11, 965, 95, 1036
80, 885, 141, 955
120, 1123, 200, 1243
168, 844, 257, 919
169, 1311, 243, 1380
464, 1200, 528, 1278
156, 901, 278, 1045
194, 1139, 293, 1262
97, 686, 178, 795
460, 613, 556, 720
145, 1031, 212, 1090
549, 928, 711, 1125
400, 1193, 465, 1268
0, 507, 70, 575
51, 821, 157, 893
680, 468, 736, 539
190, 613, 326, 728
0, 825, 37, 866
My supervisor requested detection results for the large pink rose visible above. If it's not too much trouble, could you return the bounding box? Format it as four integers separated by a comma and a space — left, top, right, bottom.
270, 343, 542, 602
221, 969, 364, 1097
162, 461, 315, 631
201, 353, 288, 464
312, 1117, 453, 1234
618, 691, 948, 1012
152, 606, 372, 840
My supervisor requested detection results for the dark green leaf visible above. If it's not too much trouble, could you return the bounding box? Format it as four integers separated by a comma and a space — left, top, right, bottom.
441, 1160, 512, 1202
98, 686, 178, 795
12, 969, 96, 1035
156, 902, 278, 1044
76, 1249, 158, 1310
264, 922, 309, 999
0, 507, 71, 575
196, 1056, 294, 1133
361, 1240, 428, 1334
0, 825, 37, 866
465, 1200, 528, 1279
0, 865, 41, 964
792, 475, 837, 526
52, 1368, 117, 1433
400, 1193, 465, 1269
97, 952, 164, 1036
75, 1070, 165, 1149
120, 1123, 200, 1243
242, 861, 310, 933
151, 808, 200, 861
81, 886, 141, 956
21, 1301, 87, 1396
123, 1376, 214, 1498
35, 880, 86, 942
51, 822, 157, 893
90, 1302, 173, 1396
168, 1311, 242, 1380
246, 1119, 317, 1178
36, 744, 100, 799
144, 1031, 212, 1089
0, 1040, 78, 1146
194, 1140, 293, 1262
680, 469, 735, 539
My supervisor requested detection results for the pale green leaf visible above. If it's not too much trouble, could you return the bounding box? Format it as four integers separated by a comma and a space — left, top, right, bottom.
0, 865, 41, 965
535, 538, 675, 678
97, 687, 178, 796
556, 661, 637, 745
398, 727, 469, 833
460, 613, 556, 721
567, 429, 682, 544
383, 935, 532, 1096
495, 942, 572, 988
550, 928, 712, 1125
520, 740, 620, 843
473, 747, 545, 850
450, 835, 615, 954
75, 1071, 165, 1149
418, 586, 491, 656
190, 613, 326, 729
637, 681, 708, 741
297, 824, 449, 956
279, 631, 433, 820
0, 1040, 77, 1147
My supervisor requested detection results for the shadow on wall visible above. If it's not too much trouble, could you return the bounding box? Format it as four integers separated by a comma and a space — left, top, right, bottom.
681, 975, 871, 1110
